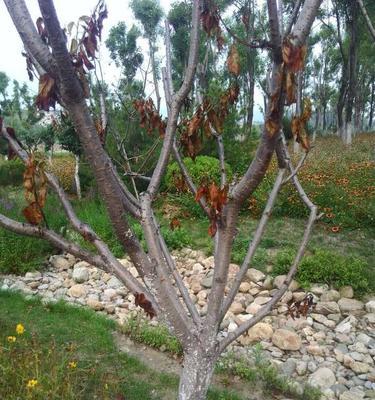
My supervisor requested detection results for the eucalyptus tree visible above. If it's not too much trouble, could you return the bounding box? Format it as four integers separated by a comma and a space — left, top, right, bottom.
1, 1, 322, 399
130, 0, 163, 111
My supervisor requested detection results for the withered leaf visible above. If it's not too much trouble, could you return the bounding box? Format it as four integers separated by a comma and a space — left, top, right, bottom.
134, 293, 156, 319
285, 71, 296, 105
36, 74, 57, 111
227, 44, 240, 76
23, 202, 43, 226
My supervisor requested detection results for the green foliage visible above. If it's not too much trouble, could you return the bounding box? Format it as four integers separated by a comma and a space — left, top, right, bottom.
106, 22, 143, 86
0, 190, 67, 274
130, 0, 163, 39
0, 158, 24, 186
165, 155, 233, 191
273, 247, 370, 294
121, 314, 183, 355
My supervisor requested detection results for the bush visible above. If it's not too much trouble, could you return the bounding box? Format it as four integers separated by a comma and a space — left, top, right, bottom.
164, 155, 233, 192
0, 189, 67, 274
273, 248, 370, 294
0, 158, 24, 186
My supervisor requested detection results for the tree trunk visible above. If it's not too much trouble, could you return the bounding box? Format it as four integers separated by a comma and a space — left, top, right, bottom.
369, 80, 375, 129
149, 39, 161, 113
344, 0, 359, 145
74, 154, 82, 200
178, 349, 216, 400
294, 71, 302, 153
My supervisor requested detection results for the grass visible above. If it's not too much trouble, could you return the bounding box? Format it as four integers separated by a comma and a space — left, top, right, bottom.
0, 290, 245, 400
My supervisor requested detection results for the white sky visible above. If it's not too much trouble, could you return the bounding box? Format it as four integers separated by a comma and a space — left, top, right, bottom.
0, 0, 264, 122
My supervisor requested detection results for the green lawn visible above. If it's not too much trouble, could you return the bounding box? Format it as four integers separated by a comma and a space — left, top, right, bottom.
0, 290, 242, 400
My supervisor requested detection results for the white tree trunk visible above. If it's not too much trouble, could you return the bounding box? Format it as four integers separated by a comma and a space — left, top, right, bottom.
178, 350, 215, 400
74, 154, 82, 199
344, 122, 353, 145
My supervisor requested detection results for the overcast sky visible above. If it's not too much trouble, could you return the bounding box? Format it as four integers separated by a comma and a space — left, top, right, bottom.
0, 0, 264, 121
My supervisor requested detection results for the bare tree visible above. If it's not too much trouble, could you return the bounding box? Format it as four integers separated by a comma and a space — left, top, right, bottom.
1, 0, 322, 398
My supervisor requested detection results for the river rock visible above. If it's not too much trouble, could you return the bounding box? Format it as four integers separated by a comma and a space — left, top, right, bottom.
246, 322, 273, 342
67, 284, 87, 298
246, 268, 265, 282
72, 267, 89, 283
338, 298, 364, 313
272, 329, 301, 351
308, 367, 336, 389
365, 300, 375, 313
50, 255, 72, 271
315, 301, 340, 315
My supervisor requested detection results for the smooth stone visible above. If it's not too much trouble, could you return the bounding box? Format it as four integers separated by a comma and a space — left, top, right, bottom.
272, 329, 301, 351
246, 322, 273, 342
67, 284, 87, 298
308, 367, 336, 389
72, 267, 89, 283
338, 298, 364, 313
246, 268, 265, 282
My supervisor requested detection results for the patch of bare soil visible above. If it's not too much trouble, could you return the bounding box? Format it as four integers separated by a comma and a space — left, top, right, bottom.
114, 331, 285, 400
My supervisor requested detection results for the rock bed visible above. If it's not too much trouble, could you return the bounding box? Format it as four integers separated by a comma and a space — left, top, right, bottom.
1, 248, 374, 400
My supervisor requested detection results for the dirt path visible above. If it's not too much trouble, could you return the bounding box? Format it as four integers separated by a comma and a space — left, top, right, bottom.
114, 332, 283, 400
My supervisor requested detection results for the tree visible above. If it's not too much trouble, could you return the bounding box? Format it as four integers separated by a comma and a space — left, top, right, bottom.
1, 0, 322, 398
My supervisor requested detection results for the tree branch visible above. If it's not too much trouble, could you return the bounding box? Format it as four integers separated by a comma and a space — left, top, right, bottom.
145, 0, 201, 200
220, 169, 286, 321
285, 0, 303, 36
4, 0, 55, 76
357, 0, 375, 43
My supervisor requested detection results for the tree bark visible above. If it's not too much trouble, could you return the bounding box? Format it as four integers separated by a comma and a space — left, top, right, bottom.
177, 349, 216, 400
74, 154, 81, 199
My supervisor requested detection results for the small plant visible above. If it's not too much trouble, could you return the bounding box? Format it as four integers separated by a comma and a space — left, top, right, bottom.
273, 247, 370, 294
164, 155, 233, 192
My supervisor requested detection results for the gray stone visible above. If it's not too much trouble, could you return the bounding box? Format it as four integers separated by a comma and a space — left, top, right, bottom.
72, 267, 89, 283
365, 300, 375, 313
308, 367, 336, 389
107, 276, 123, 289
335, 315, 357, 334
201, 276, 213, 288
296, 361, 307, 376
338, 298, 364, 313
272, 329, 301, 351
321, 289, 340, 302
315, 301, 340, 315
280, 359, 296, 377
246, 268, 265, 282
25, 271, 42, 280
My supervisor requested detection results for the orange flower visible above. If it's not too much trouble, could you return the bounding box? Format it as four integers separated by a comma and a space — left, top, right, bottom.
331, 226, 340, 233
325, 213, 335, 219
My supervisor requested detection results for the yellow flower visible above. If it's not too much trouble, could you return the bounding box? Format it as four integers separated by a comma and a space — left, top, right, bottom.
68, 361, 77, 369
16, 323, 25, 335
7, 336, 16, 343
26, 379, 38, 389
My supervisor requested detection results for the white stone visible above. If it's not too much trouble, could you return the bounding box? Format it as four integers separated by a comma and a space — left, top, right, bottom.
72, 267, 89, 283
246, 268, 265, 282
308, 367, 336, 389
246, 322, 273, 342
338, 298, 364, 313
50, 255, 72, 271
365, 300, 375, 313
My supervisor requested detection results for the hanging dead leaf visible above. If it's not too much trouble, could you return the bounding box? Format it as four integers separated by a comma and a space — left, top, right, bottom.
134, 293, 156, 319
208, 220, 217, 237
227, 44, 240, 76
265, 119, 280, 137
23, 202, 43, 225
36, 74, 57, 111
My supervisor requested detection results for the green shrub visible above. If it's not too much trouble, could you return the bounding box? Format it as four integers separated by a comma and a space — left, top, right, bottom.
164, 155, 233, 192
273, 248, 370, 294
0, 190, 67, 274
0, 158, 24, 186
